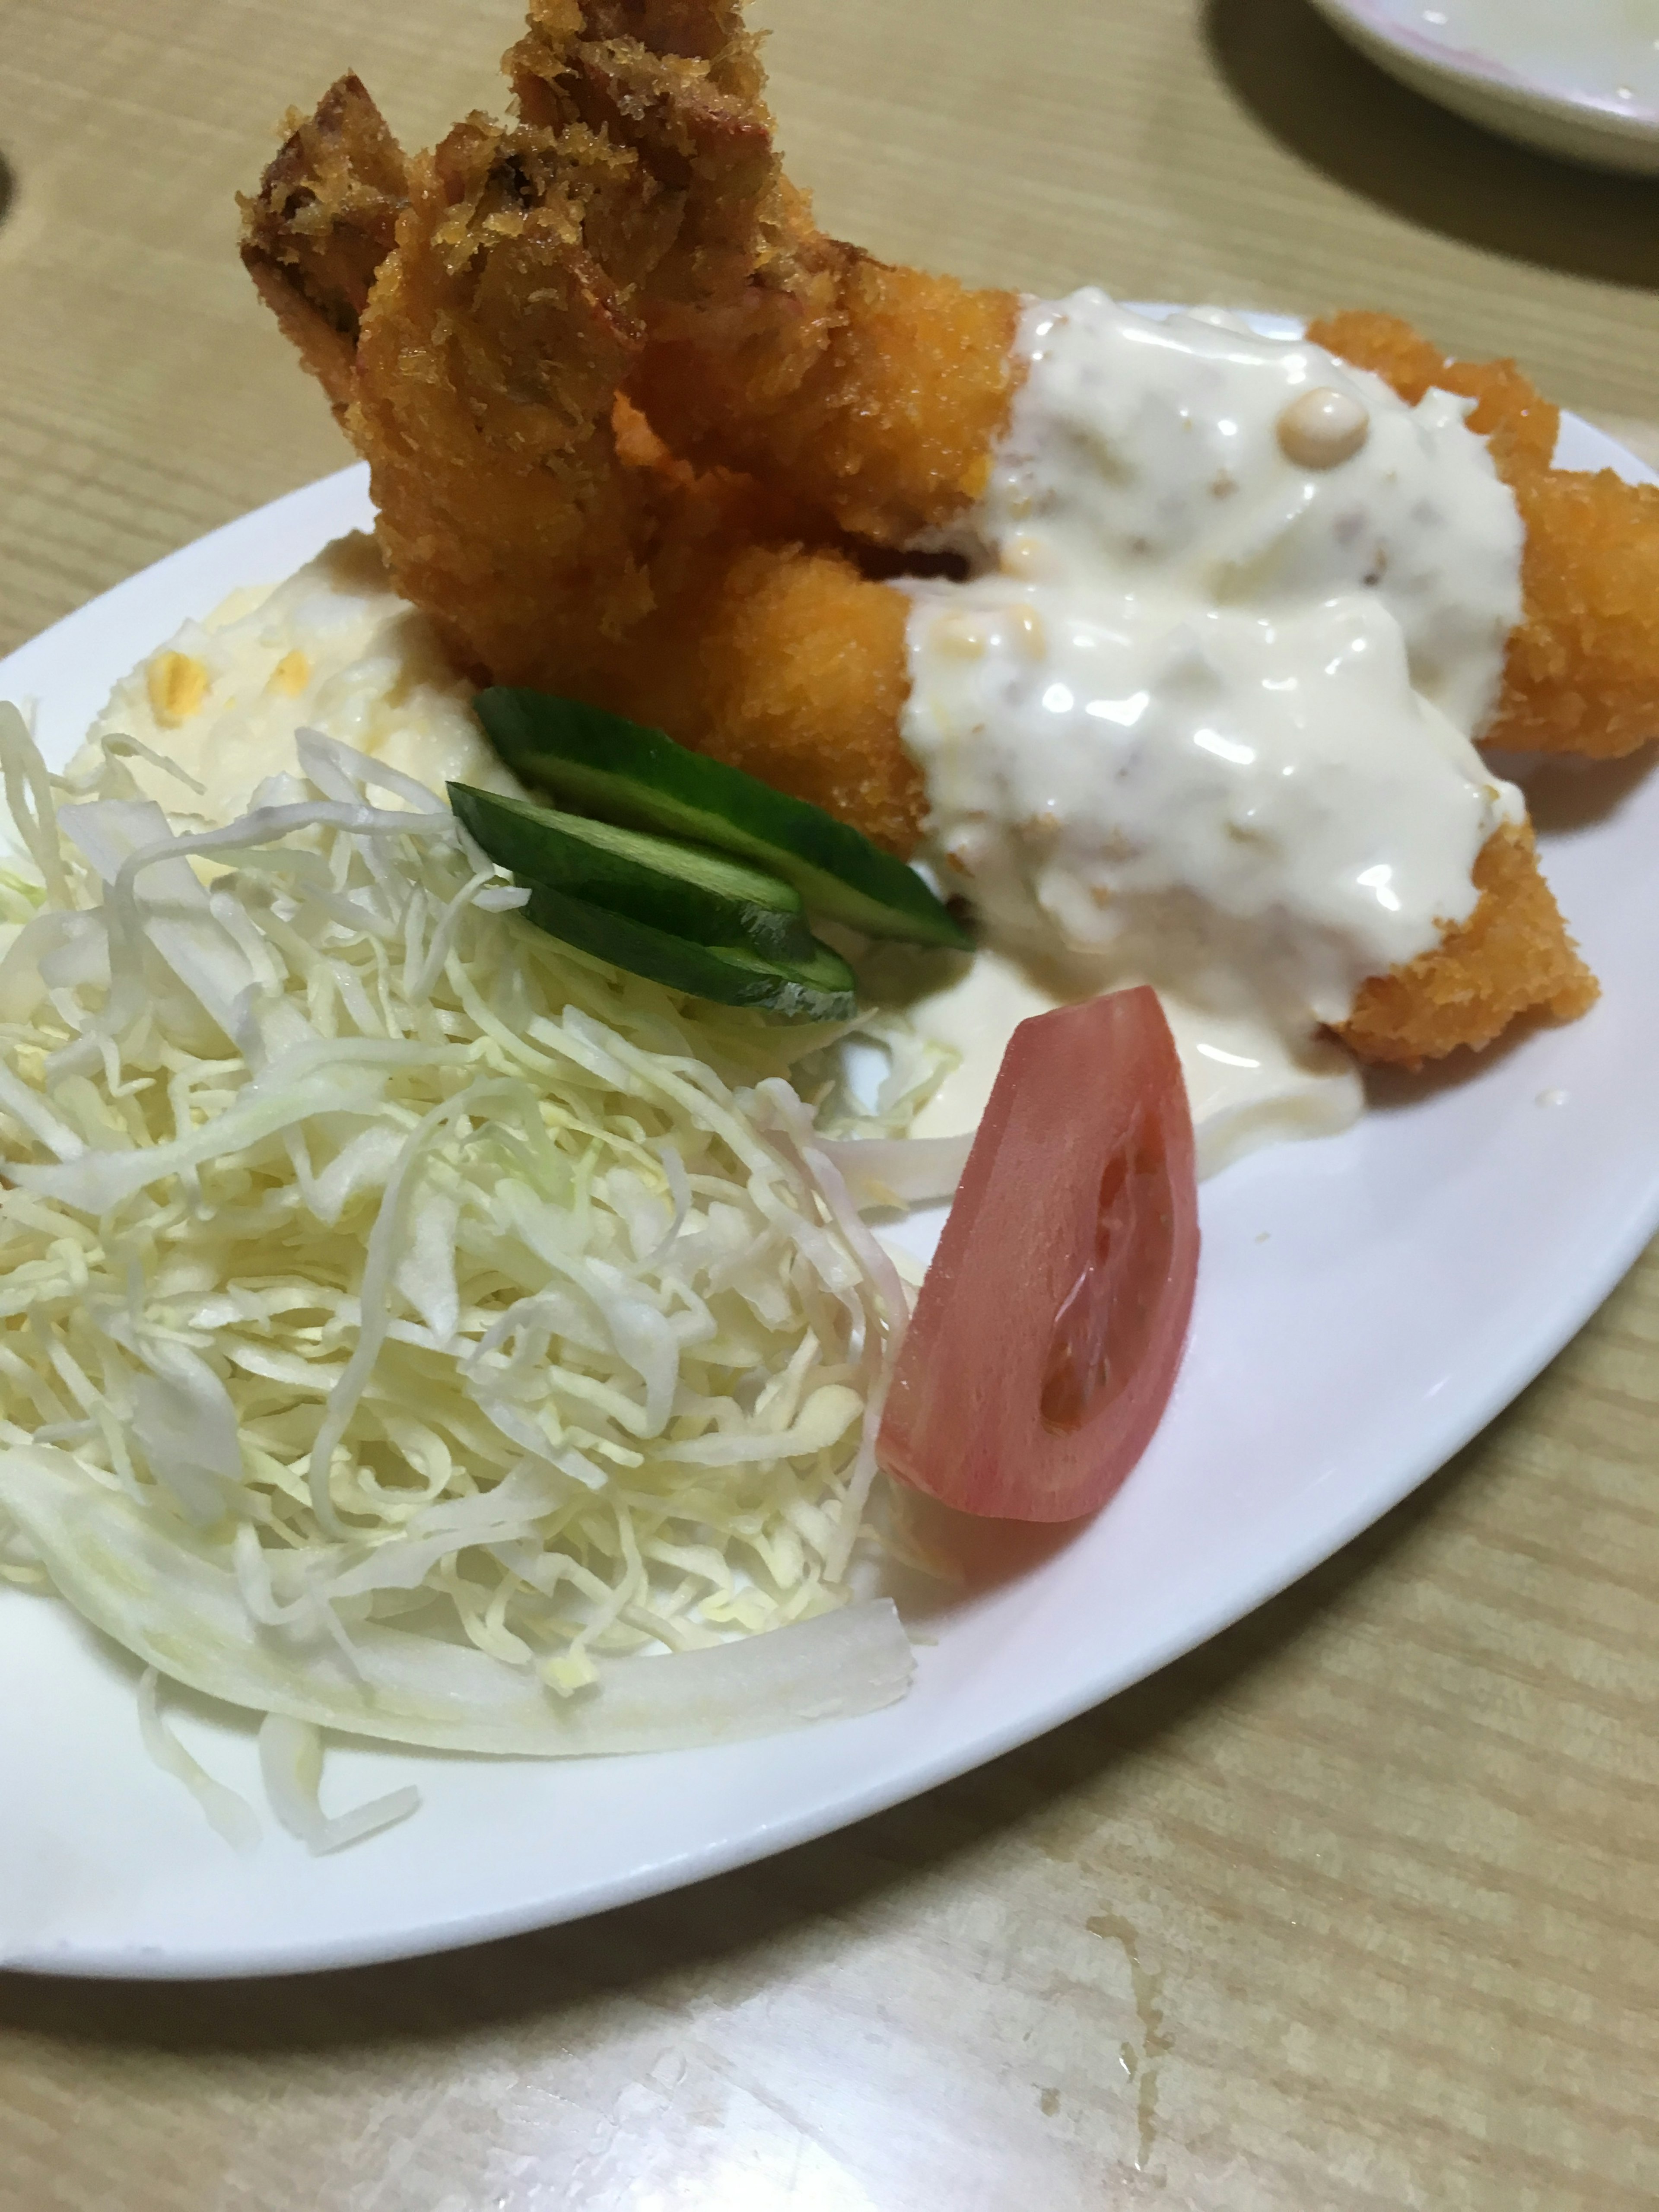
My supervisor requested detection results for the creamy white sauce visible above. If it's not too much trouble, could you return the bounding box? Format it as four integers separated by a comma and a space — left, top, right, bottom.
1386, 0, 1659, 115
79, 534, 522, 816
897, 292, 1526, 1173
862, 941, 1362, 1180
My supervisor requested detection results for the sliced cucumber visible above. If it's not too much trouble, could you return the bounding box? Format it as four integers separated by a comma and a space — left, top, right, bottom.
449, 782, 820, 964
517, 879, 857, 1020
474, 688, 972, 952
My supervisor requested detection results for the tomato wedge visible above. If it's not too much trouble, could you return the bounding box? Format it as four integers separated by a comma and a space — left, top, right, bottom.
877, 986, 1198, 1522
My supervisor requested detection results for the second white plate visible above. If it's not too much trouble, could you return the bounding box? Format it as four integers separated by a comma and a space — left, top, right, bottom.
1308, 0, 1659, 174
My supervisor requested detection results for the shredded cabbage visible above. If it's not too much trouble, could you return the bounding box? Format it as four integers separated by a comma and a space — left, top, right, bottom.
0, 702, 919, 1756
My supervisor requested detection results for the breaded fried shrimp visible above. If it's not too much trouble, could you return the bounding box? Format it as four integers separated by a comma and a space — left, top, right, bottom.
1313, 309, 1659, 759
342, 113, 926, 847
346, 119, 668, 680
509, 0, 1023, 545
241, 5, 1602, 1065
642, 544, 925, 849
1497, 465, 1659, 758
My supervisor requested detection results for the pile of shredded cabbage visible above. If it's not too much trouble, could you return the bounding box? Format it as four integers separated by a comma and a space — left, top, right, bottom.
0, 704, 956, 1806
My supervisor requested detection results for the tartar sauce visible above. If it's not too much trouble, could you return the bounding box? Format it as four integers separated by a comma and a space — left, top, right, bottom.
897, 292, 1526, 1176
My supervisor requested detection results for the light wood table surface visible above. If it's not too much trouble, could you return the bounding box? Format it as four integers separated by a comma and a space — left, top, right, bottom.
3, 3, 1658, 2205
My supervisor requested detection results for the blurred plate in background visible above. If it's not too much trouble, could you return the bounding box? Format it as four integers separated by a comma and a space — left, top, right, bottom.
1308, 0, 1659, 174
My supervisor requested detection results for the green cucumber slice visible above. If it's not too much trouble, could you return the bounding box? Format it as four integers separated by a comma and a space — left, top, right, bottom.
449, 782, 818, 963
517, 880, 858, 1021
474, 688, 971, 951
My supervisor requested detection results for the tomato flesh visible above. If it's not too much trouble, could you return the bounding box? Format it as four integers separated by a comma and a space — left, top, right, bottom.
877, 986, 1198, 1522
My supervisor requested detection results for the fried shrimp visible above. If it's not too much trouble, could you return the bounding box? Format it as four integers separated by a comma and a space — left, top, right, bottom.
345, 108, 928, 849
240, 4, 1600, 1065
507, 0, 1023, 546
238, 73, 410, 423
1312, 310, 1659, 760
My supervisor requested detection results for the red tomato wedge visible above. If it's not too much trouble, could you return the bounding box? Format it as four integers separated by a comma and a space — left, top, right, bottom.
877, 986, 1199, 1523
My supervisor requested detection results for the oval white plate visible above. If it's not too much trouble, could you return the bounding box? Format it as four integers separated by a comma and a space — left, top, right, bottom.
1308, 0, 1659, 174
2, 395, 1657, 1980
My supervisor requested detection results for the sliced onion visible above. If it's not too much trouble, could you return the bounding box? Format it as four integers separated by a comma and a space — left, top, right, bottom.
257, 1714, 420, 1854
136, 1667, 261, 1855
0, 1449, 915, 1756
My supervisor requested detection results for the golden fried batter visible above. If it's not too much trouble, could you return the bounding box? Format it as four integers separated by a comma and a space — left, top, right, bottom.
1305, 310, 1559, 474
510, 0, 1021, 545
632, 252, 1022, 546
1337, 821, 1597, 1068
341, 111, 926, 849
1495, 465, 1659, 758
347, 116, 670, 681
639, 544, 925, 851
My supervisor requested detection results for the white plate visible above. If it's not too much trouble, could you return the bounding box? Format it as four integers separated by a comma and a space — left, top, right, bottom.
1308, 0, 1659, 175
3, 400, 1658, 1981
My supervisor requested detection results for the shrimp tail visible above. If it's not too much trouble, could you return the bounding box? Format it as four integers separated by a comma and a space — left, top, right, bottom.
238, 73, 409, 422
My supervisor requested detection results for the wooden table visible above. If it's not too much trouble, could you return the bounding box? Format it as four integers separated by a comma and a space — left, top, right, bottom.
2, 3, 1657, 2203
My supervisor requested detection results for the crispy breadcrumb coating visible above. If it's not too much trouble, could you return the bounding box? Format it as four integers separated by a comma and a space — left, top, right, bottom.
632, 251, 1021, 546
1494, 465, 1659, 758
1305, 310, 1559, 473
510, 0, 1021, 544
343, 114, 926, 850
1311, 310, 1659, 759
640, 543, 925, 849
1336, 821, 1597, 1067
346, 120, 666, 680
238, 74, 408, 422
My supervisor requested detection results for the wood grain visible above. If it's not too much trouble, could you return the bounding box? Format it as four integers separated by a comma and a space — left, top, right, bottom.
1, 3, 1657, 2205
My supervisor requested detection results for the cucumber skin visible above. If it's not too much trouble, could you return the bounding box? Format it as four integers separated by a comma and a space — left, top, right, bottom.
518, 881, 858, 1022
475, 688, 972, 952
448, 782, 820, 965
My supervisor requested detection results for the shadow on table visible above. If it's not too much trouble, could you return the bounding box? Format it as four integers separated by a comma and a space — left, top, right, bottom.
1203, 0, 1659, 290
0, 1400, 1522, 2055
0, 154, 13, 233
